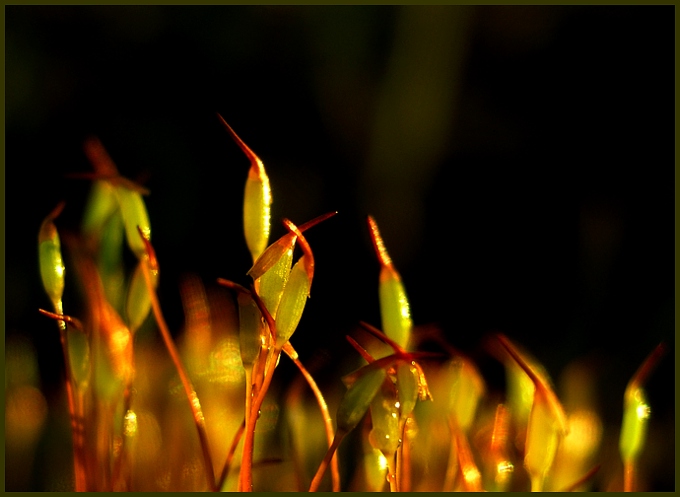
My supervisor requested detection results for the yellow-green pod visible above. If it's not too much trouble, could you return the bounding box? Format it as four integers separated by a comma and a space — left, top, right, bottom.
396, 362, 420, 421
274, 256, 310, 347
446, 358, 485, 433
619, 387, 650, 464
218, 115, 272, 263
337, 367, 387, 434
96, 210, 126, 313
524, 389, 561, 490
237, 291, 264, 367
38, 203, 66, 312
258, 245, 294, 319
114, 185, 151, 261
82, 180, 118, 242
369, 382, 401, 456
125, 259, 158, 333
368, 216, 412, 351
243, 165, 272, 263
618, 344, 665, 466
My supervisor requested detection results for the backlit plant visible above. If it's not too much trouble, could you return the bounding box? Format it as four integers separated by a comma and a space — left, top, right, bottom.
32, 115, 667, 492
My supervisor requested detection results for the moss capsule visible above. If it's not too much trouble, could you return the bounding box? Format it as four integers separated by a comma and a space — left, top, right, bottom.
218, 114, 271, 263
337, 367, 387, 434
38, 203, 66, 311
368, 216, 412, 351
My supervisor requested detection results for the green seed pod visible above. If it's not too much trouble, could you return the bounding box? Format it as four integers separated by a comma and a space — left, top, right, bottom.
524, 389, 561, 488
114, 185, 151, 261
618, 344, 665, 465
369, 381, 401, 456
82, 180, 118, 243
337, 367, 387, 434
368, 216, 412, 351
243, 166, 272, 263
274, 256, 310, 347
258, 245, 294, 318
125, 258, 158, 333
96, 210, 126, 313
446, 358, 485, 433
218, 115, 271, 263
38, 203, 66, 312
619, 387, 650, 464
396, 362, 420, 421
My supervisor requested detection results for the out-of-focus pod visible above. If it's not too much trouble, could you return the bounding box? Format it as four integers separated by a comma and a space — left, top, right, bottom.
337, 366, 388, 435
38, 202, 66, 314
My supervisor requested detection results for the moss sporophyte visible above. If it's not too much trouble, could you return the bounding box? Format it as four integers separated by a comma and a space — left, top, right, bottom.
35, 115, 666, 491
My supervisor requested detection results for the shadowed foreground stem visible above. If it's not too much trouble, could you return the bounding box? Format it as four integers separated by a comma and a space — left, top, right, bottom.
137, 229, 216, 491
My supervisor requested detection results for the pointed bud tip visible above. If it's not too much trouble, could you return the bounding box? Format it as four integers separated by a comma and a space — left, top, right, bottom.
367, 216, 393, 268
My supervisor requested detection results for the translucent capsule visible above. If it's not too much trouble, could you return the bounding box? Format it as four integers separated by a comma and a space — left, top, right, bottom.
336, 367, 387, 434
256, 244, 294, 319
396, 362, 419, 420
368, 382, 401, 456
274, 256, 310, 347
367, 216, 412, 351
619, 343, 665, 465
114, 185, 151, 261
125, 258, 158, 333
218, 115, 271, 263
38, 202, 66, 312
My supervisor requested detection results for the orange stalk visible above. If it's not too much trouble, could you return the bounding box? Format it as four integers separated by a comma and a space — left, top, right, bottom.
137, 230, 216, 491
282, 342, 340, 491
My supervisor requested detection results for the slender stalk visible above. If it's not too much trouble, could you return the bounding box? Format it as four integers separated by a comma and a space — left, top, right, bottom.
283, 343, 340, 491
386, 451, 398, 492
218, 419, 246, 491
54, 314, 88, 491
239, 347, 282, 492
309, 431, 345, 492
138, 247, 216, 491
399, 418, 412, 492
623, 460, 635, 492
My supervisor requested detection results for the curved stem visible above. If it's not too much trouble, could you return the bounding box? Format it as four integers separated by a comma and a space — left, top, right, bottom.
139, 256, 216, 491
283, 343, 340, 491
309, 431, 344, 492
52, 311, 88, 491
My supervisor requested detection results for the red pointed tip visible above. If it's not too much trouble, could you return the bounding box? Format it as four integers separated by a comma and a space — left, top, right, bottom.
297, 211, 338, 233
137, 226, 158, 270
216, 278, 251, 295
346, 335, 376, 363
358, 320, 407, 356
48, 201, 66, 221
283, 218, 315, 288
630, 342, 666, 391
217, 114, 266, 177
83, 135, 120, 177
367, 216, 393, 268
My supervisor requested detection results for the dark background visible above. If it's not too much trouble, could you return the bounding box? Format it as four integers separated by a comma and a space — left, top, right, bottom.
5, 5, 674, 491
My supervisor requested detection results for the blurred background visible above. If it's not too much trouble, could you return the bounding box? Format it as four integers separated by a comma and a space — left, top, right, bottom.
5, 5, 674, 491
